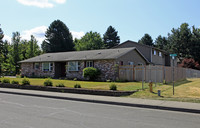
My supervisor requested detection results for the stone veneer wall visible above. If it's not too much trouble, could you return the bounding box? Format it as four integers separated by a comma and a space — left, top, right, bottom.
65, 60, 116, 81
21, 62, 55, 78
66, 61, 85, 80
94, 60, 116, 81
21, 60, 116, 81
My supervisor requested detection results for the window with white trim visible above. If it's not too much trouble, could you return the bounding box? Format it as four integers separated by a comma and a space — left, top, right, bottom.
159, 52, 162, 57
42, 62, 53, 71
86, 61, 93, 67
68, 61, 80, 71
128, 62, 134, 65
154, 50, 157, 55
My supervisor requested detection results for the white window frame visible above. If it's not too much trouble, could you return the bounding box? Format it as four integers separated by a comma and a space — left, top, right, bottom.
86, 61, 93, 67
68, 61, 80, 71
42, 62, 53, 71
128, 62, 134, 65
154, 50, 157, 55
159, 52, 162, 57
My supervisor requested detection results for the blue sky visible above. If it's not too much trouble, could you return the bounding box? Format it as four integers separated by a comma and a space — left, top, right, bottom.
1, 0, 200, 46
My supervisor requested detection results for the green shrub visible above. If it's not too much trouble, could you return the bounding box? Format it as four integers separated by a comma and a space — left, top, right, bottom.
22, 78, 30, 85
56, 83, 65, 87
73, 78, 77, 81
11, 80, 19, 85
83, 67, 101, 81
109, 83, 117, 90
106, 79, 111, 82
44, 78, 53, 86
2, 78, 10, 84
74, 83, 81, 88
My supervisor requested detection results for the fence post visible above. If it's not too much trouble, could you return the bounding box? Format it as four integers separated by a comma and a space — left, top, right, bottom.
155, 66, 157, 87
133, 65, 135, 81
142, 66, 144, 90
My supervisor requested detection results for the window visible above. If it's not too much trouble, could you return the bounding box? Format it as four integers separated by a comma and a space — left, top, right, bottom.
120, 61, 123, 66
138, 63, 143, 66
128, 62, 134, 65
42, 62, 53, 71
68, 61, 80, 71
154, 50, 157, 55
86, 61, 93, 67
34, 63, 40, 69
159, 52, 162, 57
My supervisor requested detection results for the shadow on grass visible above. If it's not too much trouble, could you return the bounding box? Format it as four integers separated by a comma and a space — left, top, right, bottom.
166, 79, 192, 87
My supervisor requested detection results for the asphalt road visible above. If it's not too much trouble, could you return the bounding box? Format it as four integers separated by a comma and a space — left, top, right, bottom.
0, 93, 199, 128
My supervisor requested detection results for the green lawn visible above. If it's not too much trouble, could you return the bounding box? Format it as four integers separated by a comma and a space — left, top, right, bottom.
1, 77, 200, 103
129, 78, 200, 103
0, 77, 148, 91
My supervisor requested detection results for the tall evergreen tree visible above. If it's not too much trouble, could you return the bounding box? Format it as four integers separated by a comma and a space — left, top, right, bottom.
138, 33, 154, 46
155, 35, 168, 50
26, 35, 41, 58
190, 26, 200, 63
103, 26, 120, 48
45, 20, 74, 53
168, 23, 192, 60
41, 40, 50, 53
0, 25, 4, 76
11, 32, 21, 74
74, 31, 104, 51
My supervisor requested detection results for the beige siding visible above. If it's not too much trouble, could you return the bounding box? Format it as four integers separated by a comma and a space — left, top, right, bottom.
114, 41, 151, 62
116, 50, 147, 66
152, 50, 165, 65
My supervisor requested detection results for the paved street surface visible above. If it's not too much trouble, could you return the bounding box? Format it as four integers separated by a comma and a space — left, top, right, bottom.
0, 93, 200, 128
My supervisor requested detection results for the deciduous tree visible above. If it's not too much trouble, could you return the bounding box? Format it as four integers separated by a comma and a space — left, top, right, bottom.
75, 31, 104, 51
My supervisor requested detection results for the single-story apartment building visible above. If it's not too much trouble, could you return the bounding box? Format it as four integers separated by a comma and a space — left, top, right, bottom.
19, 47, 149, 81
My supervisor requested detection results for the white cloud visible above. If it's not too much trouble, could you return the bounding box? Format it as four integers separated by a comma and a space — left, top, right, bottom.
21, 26, 47, 46
3, 35, 11, 43
53, 0, 66, 4
71, 31, 85, 40
3, 26, 84, 47
16, 0, 66, 8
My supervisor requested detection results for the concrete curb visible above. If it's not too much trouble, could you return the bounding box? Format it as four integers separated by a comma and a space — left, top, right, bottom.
0, 83, 135, 96
0, 89, 200, 114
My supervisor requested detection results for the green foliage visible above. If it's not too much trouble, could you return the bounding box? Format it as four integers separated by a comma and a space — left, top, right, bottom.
22, 77, 30, 85
138, 33, 154, 46
74, 83, 81, 88
2, 78, 10, 84
155, 35, 169, 51
11, 80, 19, 84
83, 67, 101, 81
109, 83, 117, 90
56, 83, 65, 87
103, 26, 120, 48
74, 31, 104, 51
44, 20, 74, 53
26, 35, 41, 58
44, 78, 53, 86
106, 80, 111, 82
41, 40, 50, 53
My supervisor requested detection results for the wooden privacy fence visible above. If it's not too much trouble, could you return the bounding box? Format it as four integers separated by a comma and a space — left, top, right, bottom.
118, 65, 200, 83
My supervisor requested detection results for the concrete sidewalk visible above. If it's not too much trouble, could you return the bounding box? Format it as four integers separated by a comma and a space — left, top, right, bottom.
0, 88, 200, 114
